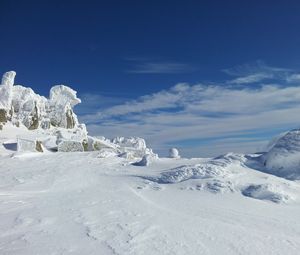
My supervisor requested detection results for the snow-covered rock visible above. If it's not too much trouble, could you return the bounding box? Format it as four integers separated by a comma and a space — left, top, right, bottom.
96, 148, 118, 158
112, 137, 147, 150
57, 140, 84, 152
17, 137, 43, 153
261, 129, 300, 179
0, 71, 158, 157
133, 154, 156, 166
0, 71, 83, 130
11, 85, 48, 130
48, 85, 81, 129
1, 71, 16, 87
112, 136, 157, 158
0, 71, 15, 110
88, 136, 117, 151
169, 148, 180, 158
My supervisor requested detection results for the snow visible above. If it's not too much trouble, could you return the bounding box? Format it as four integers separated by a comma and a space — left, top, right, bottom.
0, 152, 300, 255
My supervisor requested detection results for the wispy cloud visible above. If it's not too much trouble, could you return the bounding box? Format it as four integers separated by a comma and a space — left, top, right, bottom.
78, 62, 300, 157
125, 57, 195, 74
224, 61, 291, 85
229, 73, 273, 84
286, 73, 300, 83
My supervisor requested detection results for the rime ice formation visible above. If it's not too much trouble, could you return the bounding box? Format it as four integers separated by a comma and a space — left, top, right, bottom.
112, 137, 158, 158
169, 147, 180, 158
0, 71, 157, 157
0, 71, 15, 109
0, 71, 86, 152
1, 71, 16, 87
0, 71, 81, 131
49, 85, 81, 129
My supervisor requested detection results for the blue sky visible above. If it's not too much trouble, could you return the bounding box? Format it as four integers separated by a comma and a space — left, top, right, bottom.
1, 0, 300, 156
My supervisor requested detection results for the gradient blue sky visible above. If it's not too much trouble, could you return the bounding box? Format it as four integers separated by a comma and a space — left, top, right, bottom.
1, 0, 300, 156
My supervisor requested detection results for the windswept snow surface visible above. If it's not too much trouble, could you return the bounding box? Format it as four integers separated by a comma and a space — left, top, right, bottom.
1, 151, 300, 254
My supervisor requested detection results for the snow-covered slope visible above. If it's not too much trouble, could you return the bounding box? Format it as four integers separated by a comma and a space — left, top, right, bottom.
0, 152, 300, 255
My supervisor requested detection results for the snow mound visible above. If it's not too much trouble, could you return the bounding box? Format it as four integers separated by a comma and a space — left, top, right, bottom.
242, 184, 292, 203
58, 140, 84, 152
141, 153, 298, 203
155, 153, 244, 184
262, 129, 300, 179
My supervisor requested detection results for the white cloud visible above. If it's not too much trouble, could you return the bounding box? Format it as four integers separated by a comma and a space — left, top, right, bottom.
79, 81, 300, 157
